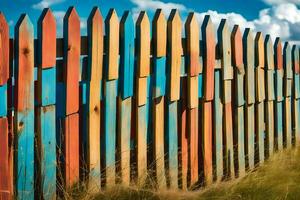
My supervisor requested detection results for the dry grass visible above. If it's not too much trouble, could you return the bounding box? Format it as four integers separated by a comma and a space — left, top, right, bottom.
65, 147, 300, 200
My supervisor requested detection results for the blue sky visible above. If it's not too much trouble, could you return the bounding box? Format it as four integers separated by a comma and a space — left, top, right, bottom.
1, 0, 300, 43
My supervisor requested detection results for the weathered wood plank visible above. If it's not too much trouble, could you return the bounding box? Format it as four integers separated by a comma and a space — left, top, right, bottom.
136, 11, 150, 78
274, 38, 284, 150
63, 7, 80, 116
152, 10, 167, 189
0, 117, 10, 199
185, 12, 200, 77
201, 101, 213, 184
153, 9, 166, 58
120, 11, 134, 99
283, 42, 292, 148
14, 14, 35, 199
36, 106, 56, 199
189, 107, 198, 186
136, 97, 149, 185
243, 28, 255, 105
117, 97, 132, 186
265, 101, 274, 157
178, 89, 187, 189
292, 45, 300, 144
103, 80, 118, 186
105, 9, 119, 80
284, 42, 293, 80
86, 7, 103, 188
218, 19, 234, 179
166, 100, 178, 188
36, 8, 57, 199
255, 102, 264, 164
64, 113, 79, 187
167, 10, 182, 101
153, 97, 167, 188
201, 15, 215, 101
284, 97, 292, 147
245, 104, 255, 170
213, 70, 223, 181
153, 10, 166, 98
223, 102, 234, 178
0, 12, 9, 85
218, 19, 233, 80
118, 11, 134, 186
255, 32, 265, 69
231, 25, 245, 177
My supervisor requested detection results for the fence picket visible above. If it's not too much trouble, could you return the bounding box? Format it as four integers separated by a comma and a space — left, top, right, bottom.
231, 25, 246, 177
152, 9, 167, 189
283, 42, 292, 148
14, 14, 35, 199
201, 15, 214, 185
185, 12, 199, 186
0, 12, 10, 200
292, 45, 300, 144
254, 32, 265, 164
36, 8, 57, 199
274, 38, 284, 150
103, 9, 119, 186
264, 35, 275, 158
218, 19, 234, 178
118, 11, 134, 186
86, 7, 103, 188
63, 7, 80, 187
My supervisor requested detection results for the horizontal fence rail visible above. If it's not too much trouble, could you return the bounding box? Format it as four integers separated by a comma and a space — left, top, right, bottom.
0, 6, 300, 200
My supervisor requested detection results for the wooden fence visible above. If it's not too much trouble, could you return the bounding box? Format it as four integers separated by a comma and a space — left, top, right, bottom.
0, 6, 300, 199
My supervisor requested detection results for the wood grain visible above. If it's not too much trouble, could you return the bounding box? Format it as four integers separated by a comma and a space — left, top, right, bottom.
0, 12, 9, 85
136, 11, 150, 77
105, 9, 119, 80
63, 7, 80, 115
201, 15, 215, 101
14, 14, 35, 199
167, 10, 182, 101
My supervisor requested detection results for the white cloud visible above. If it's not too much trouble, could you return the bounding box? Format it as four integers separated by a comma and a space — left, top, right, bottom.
130, 0, 187, 20
130, 0, 300, 42
32, 0, 65, 10
262, 0, 300, 5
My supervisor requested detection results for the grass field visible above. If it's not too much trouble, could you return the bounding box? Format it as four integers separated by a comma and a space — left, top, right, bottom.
69, 147, 300, 200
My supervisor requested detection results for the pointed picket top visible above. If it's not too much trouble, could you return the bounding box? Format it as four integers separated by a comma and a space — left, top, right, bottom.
274, 37, 283, 70
201, 15, 215, 101
243, 28, 254, 68
136, 11, 150, 77
218, 19, 233, 80
168, 9, 182, 56
167, 9, 182, 101
87, 6, 103, 82
283, 42, 292, 79
292, 45, 299, 74
255, 32, 265, 68
231, 25, 244, 73
105, 9, 119, 80
64, 6, 80, 26
185, 12, 200, 76
153, 9, 167, 57
264, 35, 274, 70
0, 12, 9, 85
120, 11, 135, 99
38, 8, 56, 69
16, 14, 34, 33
